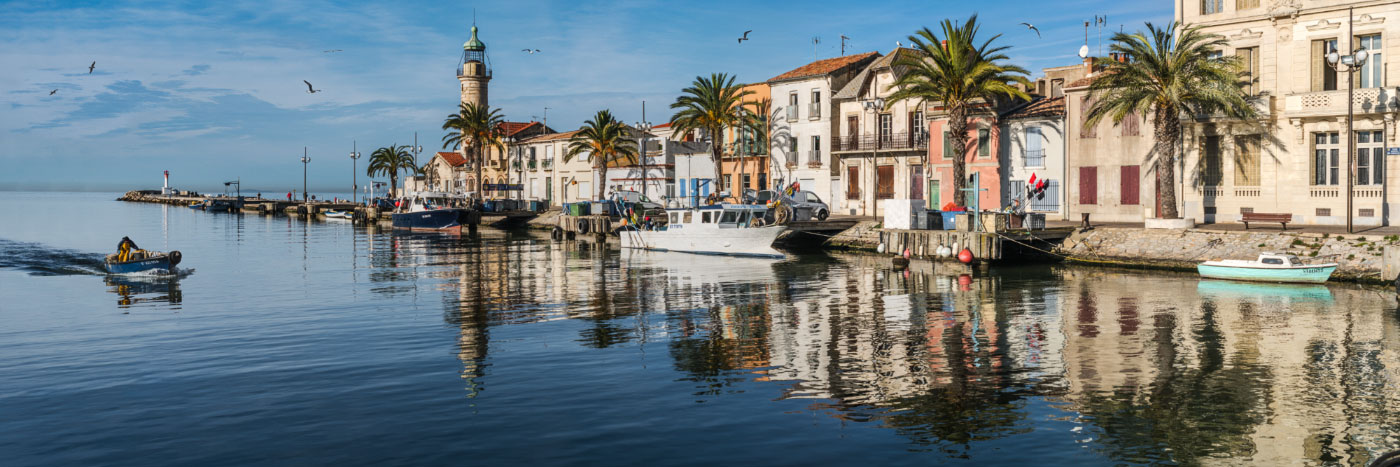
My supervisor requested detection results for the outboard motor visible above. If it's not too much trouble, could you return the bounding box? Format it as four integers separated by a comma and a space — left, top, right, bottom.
168, 250, 182, 266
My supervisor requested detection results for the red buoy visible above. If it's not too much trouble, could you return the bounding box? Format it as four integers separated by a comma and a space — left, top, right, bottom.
957, 248, 974, 264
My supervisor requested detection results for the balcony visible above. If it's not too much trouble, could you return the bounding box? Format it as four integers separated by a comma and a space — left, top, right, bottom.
542, 159, 553, 170
807, 150, 822, 167
785, 106, 799, 122
832, 132, 929, 152
1285, 87, 1398, 117
511, 161, 521, 170
785, 152, 798, 168
528, 159, 537, 170
808, 103, 822, 119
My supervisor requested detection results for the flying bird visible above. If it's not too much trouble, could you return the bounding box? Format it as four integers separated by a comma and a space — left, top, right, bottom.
1020, 23, 1041, 38
49, 89, 57, 95
303, 80, 321, 94
521, 48, 541, 54
322, 49, 343, 53
88, 61, 96, 73
738, 30, 752, 44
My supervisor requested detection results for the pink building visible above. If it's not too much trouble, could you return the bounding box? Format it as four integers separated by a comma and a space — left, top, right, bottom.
929, 107, 1003, 211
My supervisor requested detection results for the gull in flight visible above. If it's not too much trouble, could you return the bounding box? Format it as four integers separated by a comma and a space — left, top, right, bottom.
89, 61, 96, 74
1020, 23, 1041, 38
303, 80, 321, 94
521, 48, 541, 54
49, 89, 57, 95
323, 49, 343, 53
738, 30, 752, 44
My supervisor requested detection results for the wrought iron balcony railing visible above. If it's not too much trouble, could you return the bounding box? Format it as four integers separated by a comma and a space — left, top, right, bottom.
832, 132, 929, 152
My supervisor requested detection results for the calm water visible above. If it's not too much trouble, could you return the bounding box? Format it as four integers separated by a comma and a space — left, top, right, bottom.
3, 192, 1400, 466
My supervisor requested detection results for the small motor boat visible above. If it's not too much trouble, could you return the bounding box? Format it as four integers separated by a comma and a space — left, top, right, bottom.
324, 210, 353, 219
188, 201, 205, 210
1198, 252, 1337, 284
105, 249, 182, 274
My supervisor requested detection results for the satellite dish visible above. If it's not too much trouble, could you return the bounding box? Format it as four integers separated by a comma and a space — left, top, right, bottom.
1078, 44, 1090, 58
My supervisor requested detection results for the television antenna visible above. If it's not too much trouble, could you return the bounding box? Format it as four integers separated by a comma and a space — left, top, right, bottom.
1095, 15, 1107, 56
811, 36, 821, 59
840, 35, 850, 56
1079, 21, 1090, 58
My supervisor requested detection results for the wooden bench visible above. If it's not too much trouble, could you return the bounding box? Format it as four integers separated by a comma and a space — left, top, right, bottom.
1242, 212, 1291, 230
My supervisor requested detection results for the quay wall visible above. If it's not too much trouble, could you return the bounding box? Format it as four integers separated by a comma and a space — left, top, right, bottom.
1058, 227, 1400, 283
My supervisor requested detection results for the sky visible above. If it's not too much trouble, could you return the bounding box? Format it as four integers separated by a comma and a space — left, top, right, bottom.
0, 0, 1172, 193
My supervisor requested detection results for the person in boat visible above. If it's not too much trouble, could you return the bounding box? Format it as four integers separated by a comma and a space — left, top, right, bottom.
116, 236, 140, 262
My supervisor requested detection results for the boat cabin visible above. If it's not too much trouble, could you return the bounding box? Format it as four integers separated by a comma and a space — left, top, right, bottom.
661, 204, 771, 230
1257, 252, 1304, 267
400, 191, 463, 212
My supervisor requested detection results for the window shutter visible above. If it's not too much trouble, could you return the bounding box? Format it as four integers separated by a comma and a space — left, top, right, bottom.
1311, 40, 1325, 92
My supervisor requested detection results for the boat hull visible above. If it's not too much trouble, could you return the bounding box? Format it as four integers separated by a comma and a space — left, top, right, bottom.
1197, 263, 1337, 284
105, 256, 175, 274
391, 209, 469, 232
621, 226, 787, 258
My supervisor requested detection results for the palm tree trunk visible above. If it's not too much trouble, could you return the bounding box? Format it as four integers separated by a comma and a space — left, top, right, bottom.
710, 125, 725, 196
595, 163, 605, 201
1153, 107, 1181, 219
949, 104, 970, 207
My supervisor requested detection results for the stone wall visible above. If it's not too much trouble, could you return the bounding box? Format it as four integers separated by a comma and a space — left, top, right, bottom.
1057, 227, 1400, 283
825, 221, 883, 251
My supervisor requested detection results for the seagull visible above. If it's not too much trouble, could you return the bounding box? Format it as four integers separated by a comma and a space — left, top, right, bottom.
1020, 22, 1041, 38
521, 48, 541, 54
303, 80, 321, 94
322, 49, 343, 53
49, 89, 57, 95
738, 30, 752, 44
88, 61, 96, 74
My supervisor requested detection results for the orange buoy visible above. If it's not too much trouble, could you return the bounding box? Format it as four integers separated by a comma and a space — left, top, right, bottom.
958, 248, 974, 264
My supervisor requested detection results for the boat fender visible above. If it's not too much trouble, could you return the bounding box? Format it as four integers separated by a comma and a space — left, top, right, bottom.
169, 250, 182, 266
577, 219, 591, 235
552, 226, 564, 240
958, 248, 974, 264
903, 248, 912, 259
877, 243, 886, 254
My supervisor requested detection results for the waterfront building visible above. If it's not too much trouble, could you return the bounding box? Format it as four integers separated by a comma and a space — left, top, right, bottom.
928, 98, 1013, 213
516, 130, 579, 206
832, 48, 931, 216
719, 82, 773, 195
603, 128, 709, 203
1177, 0, 1400, 227
415, 151, 471, 194
768, 51, 880, 209
999, 97, 1068, 219
488, 121, 550, 199
1063, 57, 1162, 223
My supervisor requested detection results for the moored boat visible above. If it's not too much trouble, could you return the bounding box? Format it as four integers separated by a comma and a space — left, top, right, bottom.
1197, 252, 1337, 284
621, 204, 786, 258
324, 210, 353, 219
390, 192, 472, 232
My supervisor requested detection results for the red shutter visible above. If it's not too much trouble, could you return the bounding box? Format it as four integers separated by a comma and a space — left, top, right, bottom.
1120, 165, 1140, 205
847, 166, 860, 198
1079, 166, 1098, 205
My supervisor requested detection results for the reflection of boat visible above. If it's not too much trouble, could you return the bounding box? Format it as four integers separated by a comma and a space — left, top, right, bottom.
391, 192, 472, 232
105, 274, 184, 307
324, 210, 353, 219
1196, 280, 1334, 303
104, 250, 182, 274
1198, 252, 1336, 284
621, 248, 779, 285
621, 204, 786, 258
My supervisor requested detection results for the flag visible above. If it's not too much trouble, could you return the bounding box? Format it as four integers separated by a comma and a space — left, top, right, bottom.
1028, 173, 1038, 188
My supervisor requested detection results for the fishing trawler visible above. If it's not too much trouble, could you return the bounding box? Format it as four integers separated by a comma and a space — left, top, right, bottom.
390, 192, 473, 232
620, 204, 786, 258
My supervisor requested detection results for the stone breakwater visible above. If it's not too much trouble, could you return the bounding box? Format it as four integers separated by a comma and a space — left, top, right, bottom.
1058, 227, 1400, 283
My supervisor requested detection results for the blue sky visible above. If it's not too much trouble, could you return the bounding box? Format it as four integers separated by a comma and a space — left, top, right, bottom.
0, 0, 1171, 193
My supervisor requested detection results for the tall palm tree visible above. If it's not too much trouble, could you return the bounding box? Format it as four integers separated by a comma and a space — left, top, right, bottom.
565, 110, 638, 201
1085, 22, 1258, 219
366, 144, 418, 197
887, 15, 1030, 206
669, 73, 752, 195
442, 102, 506, 200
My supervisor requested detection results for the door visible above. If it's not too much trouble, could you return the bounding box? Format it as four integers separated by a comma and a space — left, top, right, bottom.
910, 164, 924, 207
545, 177, 553, 204
1078, 166, 1097, 205
847, 116, 859, 150
876, 165, 894, 199
847, 165, 859, 199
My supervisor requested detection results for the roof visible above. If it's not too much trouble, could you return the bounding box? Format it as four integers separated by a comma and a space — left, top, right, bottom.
497, 121, 544, 137
1066, 75, 1097, 89
1002, 97, 1065, 120
434, 151, 468, 167
651, 122, 672, 129
833, 48, 923, 100
464, 26, 485, 51
520, 129, 581, 143
767, 51, 880, 83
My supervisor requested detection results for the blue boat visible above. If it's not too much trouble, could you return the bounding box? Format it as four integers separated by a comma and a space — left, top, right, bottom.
390, 193, 472, 233
105, 250, 182, 274
1197, 252, 1337, 284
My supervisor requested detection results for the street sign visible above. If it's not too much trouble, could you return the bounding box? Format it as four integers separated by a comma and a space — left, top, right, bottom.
484, 183, 524, 191
1387, 147, 1400, 156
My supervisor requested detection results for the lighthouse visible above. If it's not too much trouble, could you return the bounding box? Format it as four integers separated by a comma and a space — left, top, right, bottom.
458, 25, 490, 108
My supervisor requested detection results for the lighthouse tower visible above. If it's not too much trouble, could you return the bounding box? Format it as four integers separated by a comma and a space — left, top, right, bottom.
458, 25, 490, 107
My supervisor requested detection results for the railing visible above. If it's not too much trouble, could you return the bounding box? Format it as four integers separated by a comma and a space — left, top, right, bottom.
807, 150, 821, 165
1286, 88, 1397, 116
785, 152, 798, 167
1357, 188, 1384, 198
1202, 187, 1224, 197
542, 159, 553, 170
808, 103, 821, 119
832, 132, 929, 152
1234, 188, 1260, 197
528, 160, 537, 170
1023, 149, 1045, 167
1310, 187, 1339, 198
786, 106, 799, 122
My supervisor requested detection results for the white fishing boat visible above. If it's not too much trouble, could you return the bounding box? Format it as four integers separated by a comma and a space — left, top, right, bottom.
620, 204, 786, 258
1197, 252, 1337, 284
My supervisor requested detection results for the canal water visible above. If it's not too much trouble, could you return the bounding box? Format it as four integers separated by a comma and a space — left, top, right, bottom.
3, 191, 1400, 466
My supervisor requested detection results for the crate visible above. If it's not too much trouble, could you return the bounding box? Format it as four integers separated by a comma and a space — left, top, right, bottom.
926, 210, 944, 230
941, 211, 963, 230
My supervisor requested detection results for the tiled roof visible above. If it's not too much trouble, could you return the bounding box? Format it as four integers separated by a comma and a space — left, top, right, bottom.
435, 151, 468, 167
521, 129, 580, 142
833, 48, 924, 100
1002, 97, 1065, 120
651, 122, 672, 128
1066, 75, 1097, 89
498, 121, 541, 137
767, 51, 880, 83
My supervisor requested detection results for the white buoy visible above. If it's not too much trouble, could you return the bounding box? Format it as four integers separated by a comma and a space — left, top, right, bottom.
877, 243, 887, 254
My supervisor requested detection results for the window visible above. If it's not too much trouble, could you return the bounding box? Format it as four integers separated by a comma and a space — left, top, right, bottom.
1237, 47, 1260, 96
669, 212, 678, 224
878, 113, 893, 144
787, 137, 798, 165
847, 165, 860, 198
683, 212, 693, 223
1202, 136, 1224, 186
1359, 35, 1383, 88
1313, 39, 1339, 91
876, 165, 894, 199
810, 135, 821, 164
1121, 112, 1140, 136
1312, 132, 1340, 185
977, 128, 990, 158
1202, 0, 1222, 14
758, 173, 767, 190
1079, 166, 1097, 205
943, 131, 956, 159
702, 212, 712, 223
1357, 130, 1384, 185
909, 111, 927, 143
723, 174, 732, 190
846, 116, 859, 150
1235, 135, 1261, 186
1080, 97, 1098, 138
910, 164, 924, 200
931, 179, 941, 206
1121, 165, 1140, 205
1025, 125, 1044, 166
1236, 0, 1258, 9
741, 174, 752, 191
787, 93, 799, 121
810, 89, 821, 119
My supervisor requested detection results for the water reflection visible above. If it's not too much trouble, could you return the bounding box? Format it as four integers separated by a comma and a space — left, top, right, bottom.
104, 274, 184, 309
386, 232, 1400, 464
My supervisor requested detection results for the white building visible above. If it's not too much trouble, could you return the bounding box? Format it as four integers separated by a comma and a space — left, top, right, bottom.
1000, 97, 1068, 219
767, 52, 880, 209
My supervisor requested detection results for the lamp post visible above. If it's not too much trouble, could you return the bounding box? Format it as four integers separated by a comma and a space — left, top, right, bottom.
350, 140, 362, 204
861, 98, 885, 216
300, 147, 311, 203
1326, 6, 1368, 234
636, 121, 652, 198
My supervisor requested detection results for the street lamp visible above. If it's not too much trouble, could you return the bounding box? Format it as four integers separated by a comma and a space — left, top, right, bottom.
1325, 6, 1368, 234
350, 140, 362, 204
301, 147, 311, 203
861, 98, 885, 216
503, 136, 517, 202
636, 121, 652, 198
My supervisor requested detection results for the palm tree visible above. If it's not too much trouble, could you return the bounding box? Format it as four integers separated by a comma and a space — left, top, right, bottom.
887, 15, 1030, 206
1085, 22, 1258, 219
366, 144, 418, 197
565, 110, 638, 201
442, 102, 506, 200
669, 73, 753, 195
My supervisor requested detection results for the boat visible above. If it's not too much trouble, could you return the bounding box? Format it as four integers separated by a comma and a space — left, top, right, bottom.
390, 192, 473, 233
205, 199, 233, 212
324, 210, 353, 219
105, 249, 183, 274
188, 201, 204, 210
620, 204, 787, 258
1197, 252, 1337, 284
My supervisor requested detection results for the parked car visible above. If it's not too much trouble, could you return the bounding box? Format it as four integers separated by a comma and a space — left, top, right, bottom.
612, 190, 663, 213
791, 191, 831, 220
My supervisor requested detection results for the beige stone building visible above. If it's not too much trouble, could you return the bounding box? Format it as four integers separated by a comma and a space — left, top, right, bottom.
1064, 58, 1165, 224
831, 48, 931, 217
1180, 0, 1400, 227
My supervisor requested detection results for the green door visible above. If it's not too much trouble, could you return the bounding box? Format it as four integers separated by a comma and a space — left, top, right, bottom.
930, 180, 940, 208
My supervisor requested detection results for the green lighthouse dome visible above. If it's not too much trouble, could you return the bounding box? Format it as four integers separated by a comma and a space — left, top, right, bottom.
464, 26, 485, 51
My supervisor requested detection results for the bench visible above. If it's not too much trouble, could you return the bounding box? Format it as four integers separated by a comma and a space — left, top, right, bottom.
1242, 212, 1291, 230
